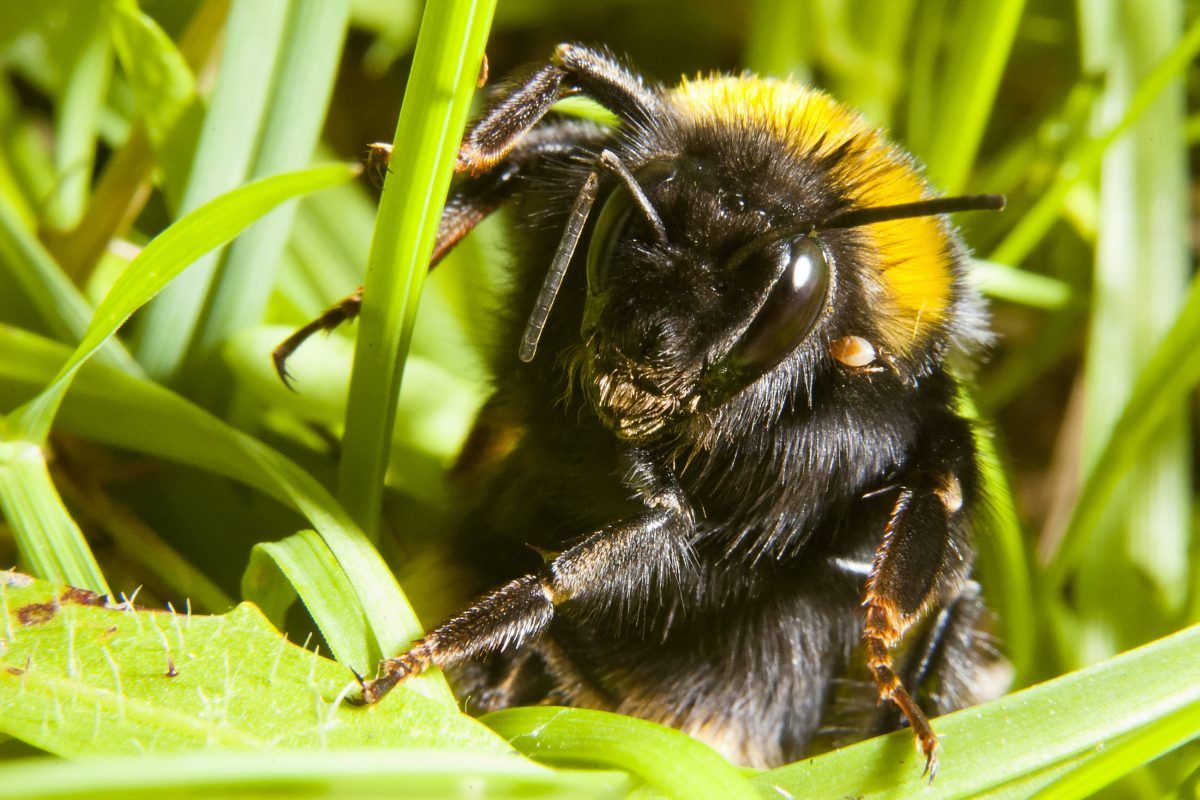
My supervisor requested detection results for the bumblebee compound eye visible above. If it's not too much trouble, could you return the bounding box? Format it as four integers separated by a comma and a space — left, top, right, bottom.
585, 161, 677, 299
585, 183, 634, 298
724, 236, 830, 380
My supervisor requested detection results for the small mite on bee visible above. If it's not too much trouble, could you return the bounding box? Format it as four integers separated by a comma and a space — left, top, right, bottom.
277, 43, 1008, 775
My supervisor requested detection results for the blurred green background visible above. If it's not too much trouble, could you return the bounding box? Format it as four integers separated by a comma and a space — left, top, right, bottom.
0, 0, 1198, 797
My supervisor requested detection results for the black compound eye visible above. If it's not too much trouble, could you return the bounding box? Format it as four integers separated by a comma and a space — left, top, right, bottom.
585, 161, 677, 296
586, 184, 634, 296
726, 236, 830, 377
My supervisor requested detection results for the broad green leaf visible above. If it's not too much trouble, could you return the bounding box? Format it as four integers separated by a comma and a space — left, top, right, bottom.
0, 571, 502, 756
484, 707, 759, 800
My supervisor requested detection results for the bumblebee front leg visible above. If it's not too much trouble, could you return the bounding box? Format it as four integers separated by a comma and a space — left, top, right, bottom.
861, 445, 973, 779
360, 451, 695, 704
458, 43, 660, 174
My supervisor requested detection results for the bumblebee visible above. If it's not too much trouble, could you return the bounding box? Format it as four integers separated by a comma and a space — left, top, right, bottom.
277, 44, 1008, 774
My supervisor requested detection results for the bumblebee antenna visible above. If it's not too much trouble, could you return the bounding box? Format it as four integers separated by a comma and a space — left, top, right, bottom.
598, 150, 667, 243
520, 170, 601, 362
820, 194, 1005, 230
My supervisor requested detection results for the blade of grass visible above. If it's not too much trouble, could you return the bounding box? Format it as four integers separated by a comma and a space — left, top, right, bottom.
337, 0, 496, 537
0, 195, 140, 375
1031, 699, 1200, 800
971, 259, 1073, 310
107, 0, 197, 150
242, 529, 370, 663
0, 439, 108, 594
990, 12, 1200, 267
483, 707, 759, 800
42, 4, 111, 232
962, 391, 1035, 682
189, 1, 350, 386
754, 624, 1200, 798
52, 0, 229, 281
0, 751, 628, 799
8, 162, 358, 444
1046, 273, 1200, 588
916, 0, 1026, 193
1073, 0, 1192, 669
744, 0, 812, 80
133, 0, 292, 382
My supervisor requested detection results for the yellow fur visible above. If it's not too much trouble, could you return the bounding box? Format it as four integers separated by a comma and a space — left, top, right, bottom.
668, 76, 952, 353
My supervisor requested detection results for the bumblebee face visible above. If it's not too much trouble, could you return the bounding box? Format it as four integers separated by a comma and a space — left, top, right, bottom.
574, 76, 987, 442
580, 152, 841, 439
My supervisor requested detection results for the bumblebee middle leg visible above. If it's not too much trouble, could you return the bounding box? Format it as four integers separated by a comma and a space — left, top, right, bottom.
359, 450, 696, 704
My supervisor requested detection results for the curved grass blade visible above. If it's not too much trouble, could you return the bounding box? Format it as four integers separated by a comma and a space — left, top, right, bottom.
8, 162, 359, 444
755, 624, 1200, 798
483, 706, 759, 800
242, 529, 369, 667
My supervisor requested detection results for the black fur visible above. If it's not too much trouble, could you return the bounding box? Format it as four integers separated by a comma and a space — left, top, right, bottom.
364, 45, 1007, 769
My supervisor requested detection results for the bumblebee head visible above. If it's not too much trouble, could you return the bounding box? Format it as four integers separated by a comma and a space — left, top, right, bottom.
530, 77, 1001, 441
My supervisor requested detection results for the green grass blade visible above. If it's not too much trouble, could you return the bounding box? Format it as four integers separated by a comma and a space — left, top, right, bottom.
0, 196, 139, 375
962, 392, 1035, 682
990, 12, 1200, 267
0, 324, 444, 695
8, 162, 358, 444
755, 624, 1200, 798
133, 0, 292, 381
744, 0, 812, 80
971, 260, 1073, 310
242, 529, 371, 669
337, 0, 496, 536
0, 442, 108, 594
42, 5, 111, 232
1044, 182, 1200, 593
917, 0, 1026, 193
1031, 700, 1200, 800
189, 1, 349, 380
107, 0, 197, 150
1072, 0, 1193, 663
0, 751, 628, 800
0, 570, 506, 757
483, 706, 759, 800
